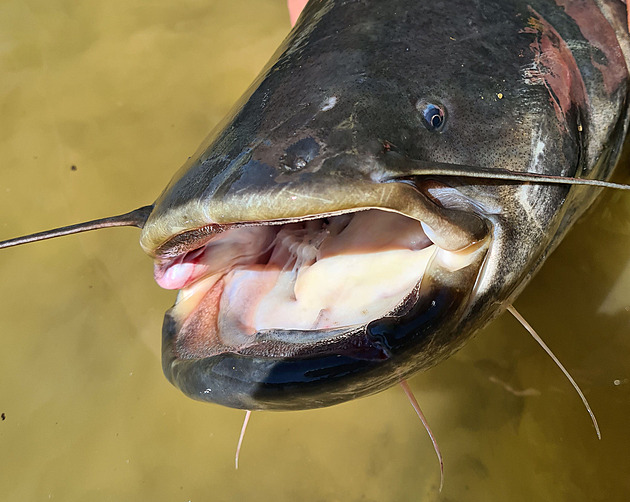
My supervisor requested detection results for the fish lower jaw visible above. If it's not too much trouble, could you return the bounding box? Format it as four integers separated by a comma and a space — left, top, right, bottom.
158, 208, 483, 360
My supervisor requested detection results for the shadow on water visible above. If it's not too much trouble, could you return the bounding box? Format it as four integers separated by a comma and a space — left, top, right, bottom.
0, 1, 628, 500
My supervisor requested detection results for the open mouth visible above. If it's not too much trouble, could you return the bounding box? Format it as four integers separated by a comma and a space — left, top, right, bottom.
147, 179, 493, 409
153, 206, 488, 361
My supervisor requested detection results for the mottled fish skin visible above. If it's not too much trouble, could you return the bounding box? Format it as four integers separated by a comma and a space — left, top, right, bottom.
146, 0, 630, 410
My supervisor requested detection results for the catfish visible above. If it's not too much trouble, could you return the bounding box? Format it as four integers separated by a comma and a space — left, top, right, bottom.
1, 0, 629, 477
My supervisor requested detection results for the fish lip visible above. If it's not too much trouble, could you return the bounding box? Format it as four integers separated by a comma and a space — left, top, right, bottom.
148, 176, 489, 263
158, 203, 491, 411
141, 171, 489, 257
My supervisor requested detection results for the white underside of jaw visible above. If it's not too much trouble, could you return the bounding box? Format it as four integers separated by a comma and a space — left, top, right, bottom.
168, 209, 443, 341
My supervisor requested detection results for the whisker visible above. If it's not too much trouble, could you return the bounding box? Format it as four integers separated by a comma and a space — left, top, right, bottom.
0, 205, 153, 250
235, 410, 252, 469
383, 157, 630, 191
400, 379, 444, 492
507, 304, 601, 440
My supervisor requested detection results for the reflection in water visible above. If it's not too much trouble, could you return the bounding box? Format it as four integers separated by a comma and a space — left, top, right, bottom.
0, 0, 628, 500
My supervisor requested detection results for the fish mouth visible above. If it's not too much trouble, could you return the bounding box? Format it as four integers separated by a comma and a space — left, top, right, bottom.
154, 181, 491, 410
159, 209, 445, 354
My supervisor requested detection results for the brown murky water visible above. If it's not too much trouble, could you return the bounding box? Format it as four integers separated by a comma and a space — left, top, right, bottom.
0, 1, 629, 500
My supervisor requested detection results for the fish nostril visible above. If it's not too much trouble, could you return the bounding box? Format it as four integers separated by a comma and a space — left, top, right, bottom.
279, 137, 321, 171
280, 154, 309, 172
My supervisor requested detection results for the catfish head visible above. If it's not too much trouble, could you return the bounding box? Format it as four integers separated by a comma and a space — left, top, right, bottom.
2, 0, 629, 411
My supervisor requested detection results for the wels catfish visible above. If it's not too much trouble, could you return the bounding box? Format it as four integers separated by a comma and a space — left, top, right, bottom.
1, 0, 629, 468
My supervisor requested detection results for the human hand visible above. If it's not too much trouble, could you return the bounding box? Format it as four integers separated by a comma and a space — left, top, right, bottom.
288, 0, 308, 26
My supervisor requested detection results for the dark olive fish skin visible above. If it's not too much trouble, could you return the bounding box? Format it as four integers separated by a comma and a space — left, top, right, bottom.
147, 0, 630, 410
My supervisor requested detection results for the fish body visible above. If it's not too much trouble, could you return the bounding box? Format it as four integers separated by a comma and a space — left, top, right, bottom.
134, 0, 630, 410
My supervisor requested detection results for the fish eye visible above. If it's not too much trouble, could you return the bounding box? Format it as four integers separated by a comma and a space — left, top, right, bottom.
417, 102, 446, 132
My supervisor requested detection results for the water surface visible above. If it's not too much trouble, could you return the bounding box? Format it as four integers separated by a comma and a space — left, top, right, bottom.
0, 1, 629, 500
